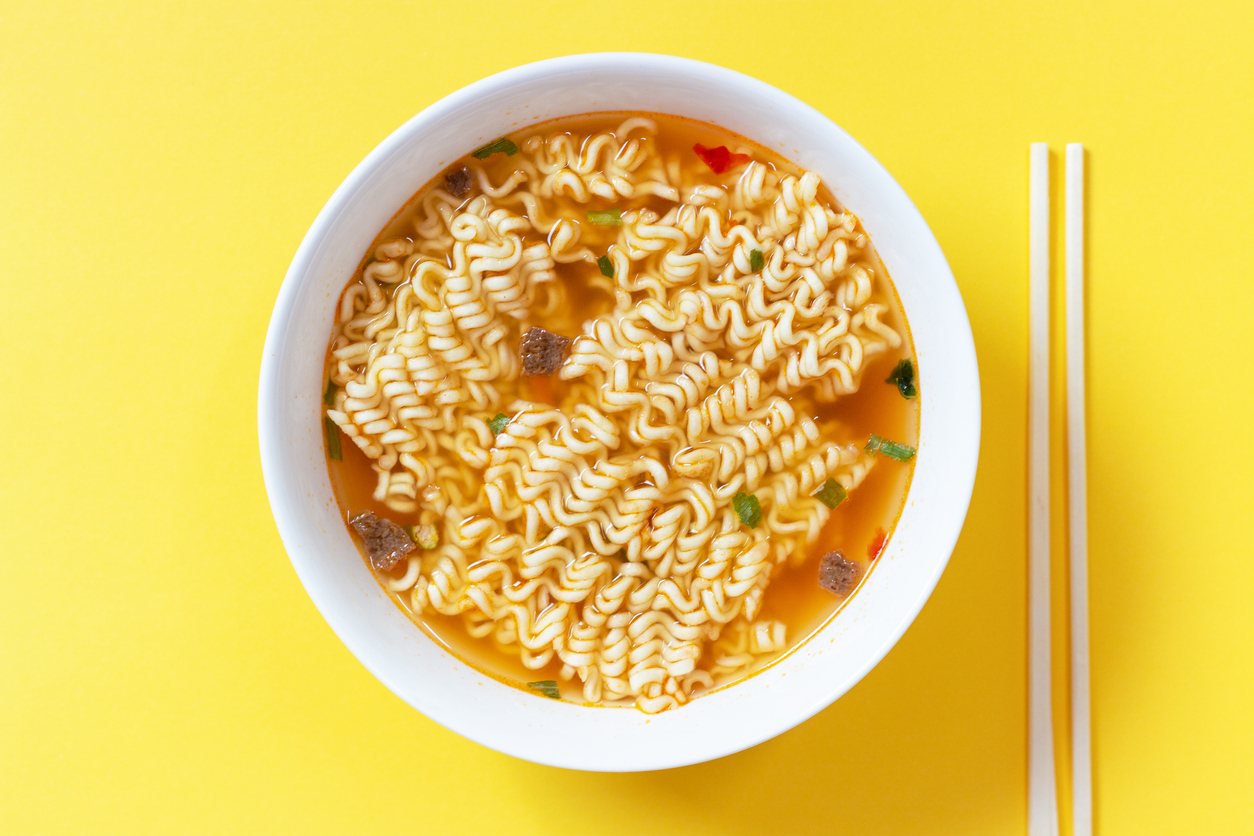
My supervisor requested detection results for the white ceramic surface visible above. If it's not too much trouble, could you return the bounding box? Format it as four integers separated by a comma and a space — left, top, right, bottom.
258, 53, 980, 772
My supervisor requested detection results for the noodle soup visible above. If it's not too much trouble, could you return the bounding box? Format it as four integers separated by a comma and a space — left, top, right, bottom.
322, 113, 918, 713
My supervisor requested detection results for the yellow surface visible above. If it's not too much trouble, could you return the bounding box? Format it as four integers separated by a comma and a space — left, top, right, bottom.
2, 2, 1251, 833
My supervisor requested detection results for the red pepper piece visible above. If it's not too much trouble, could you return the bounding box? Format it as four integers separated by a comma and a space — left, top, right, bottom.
694, 143, 751, 175
868, 528, 888, 561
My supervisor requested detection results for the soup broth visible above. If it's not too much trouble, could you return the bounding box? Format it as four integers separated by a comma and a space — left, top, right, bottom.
324, 113, 918, 711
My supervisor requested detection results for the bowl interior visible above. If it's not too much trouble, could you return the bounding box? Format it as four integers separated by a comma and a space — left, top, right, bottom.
259, 53, 979, 771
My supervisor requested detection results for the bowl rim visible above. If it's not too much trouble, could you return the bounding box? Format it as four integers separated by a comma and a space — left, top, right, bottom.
259, 51, 981, 771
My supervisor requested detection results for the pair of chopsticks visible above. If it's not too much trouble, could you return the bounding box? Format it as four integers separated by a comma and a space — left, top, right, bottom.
1028, 144, 1090, 836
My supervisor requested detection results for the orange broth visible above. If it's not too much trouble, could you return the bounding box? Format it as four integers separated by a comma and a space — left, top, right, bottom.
324, 112, 919, 703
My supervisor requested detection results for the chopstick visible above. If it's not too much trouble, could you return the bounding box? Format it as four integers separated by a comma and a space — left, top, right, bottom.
1028, 143, 1060, 836
1066, 143, 1092, 836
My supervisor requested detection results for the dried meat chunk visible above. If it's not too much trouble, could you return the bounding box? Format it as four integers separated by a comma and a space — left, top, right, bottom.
818, 549, 860, 597
445, 166, 472, 197
520, 326, 571, 376
349, 511, 415, 571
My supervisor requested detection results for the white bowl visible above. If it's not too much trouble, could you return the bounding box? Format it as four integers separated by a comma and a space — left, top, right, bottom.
259, 53, 980, 771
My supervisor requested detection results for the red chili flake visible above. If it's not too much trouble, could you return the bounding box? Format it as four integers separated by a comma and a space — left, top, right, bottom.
694, 143, 751, 175
868, 528, 888, 561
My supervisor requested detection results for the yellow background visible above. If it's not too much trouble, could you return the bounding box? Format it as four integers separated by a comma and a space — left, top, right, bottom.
3, 2, 1251, 833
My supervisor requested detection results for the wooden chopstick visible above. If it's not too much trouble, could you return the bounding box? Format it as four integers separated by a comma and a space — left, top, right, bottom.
1028, 143, 1060, 836
1066, 143, 1092, 836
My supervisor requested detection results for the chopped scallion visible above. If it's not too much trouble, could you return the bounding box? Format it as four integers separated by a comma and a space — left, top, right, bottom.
597, 254, 614, 278
587, 208, 622, 226
487, 413, 509, 435
471, 137, 518, 159
885, 358, 917, 399
812, 478, 847, 509
733, 491, 762, 528
407, 523, 439, 550
749, 248, 764, 273
527, 680, 561, 700
325, 416, 342, 461
323, 379, 338, 405
865, 433, 916, 462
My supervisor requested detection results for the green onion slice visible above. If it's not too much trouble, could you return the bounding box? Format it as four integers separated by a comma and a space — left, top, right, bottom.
586, 208, 622, 226
407, 524, 439, 550
471, 137, 518, 159
733, 491, 762, 528
812, 478, 847, 509
750, 248, 764, 273
527, 680, 561, 700
325, 416, 342, 461
487, 413, 509, 435
885, 358, 917, 399
323, 379, 338, 405
597, 254, 614, 278
865, 433, 916, 462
